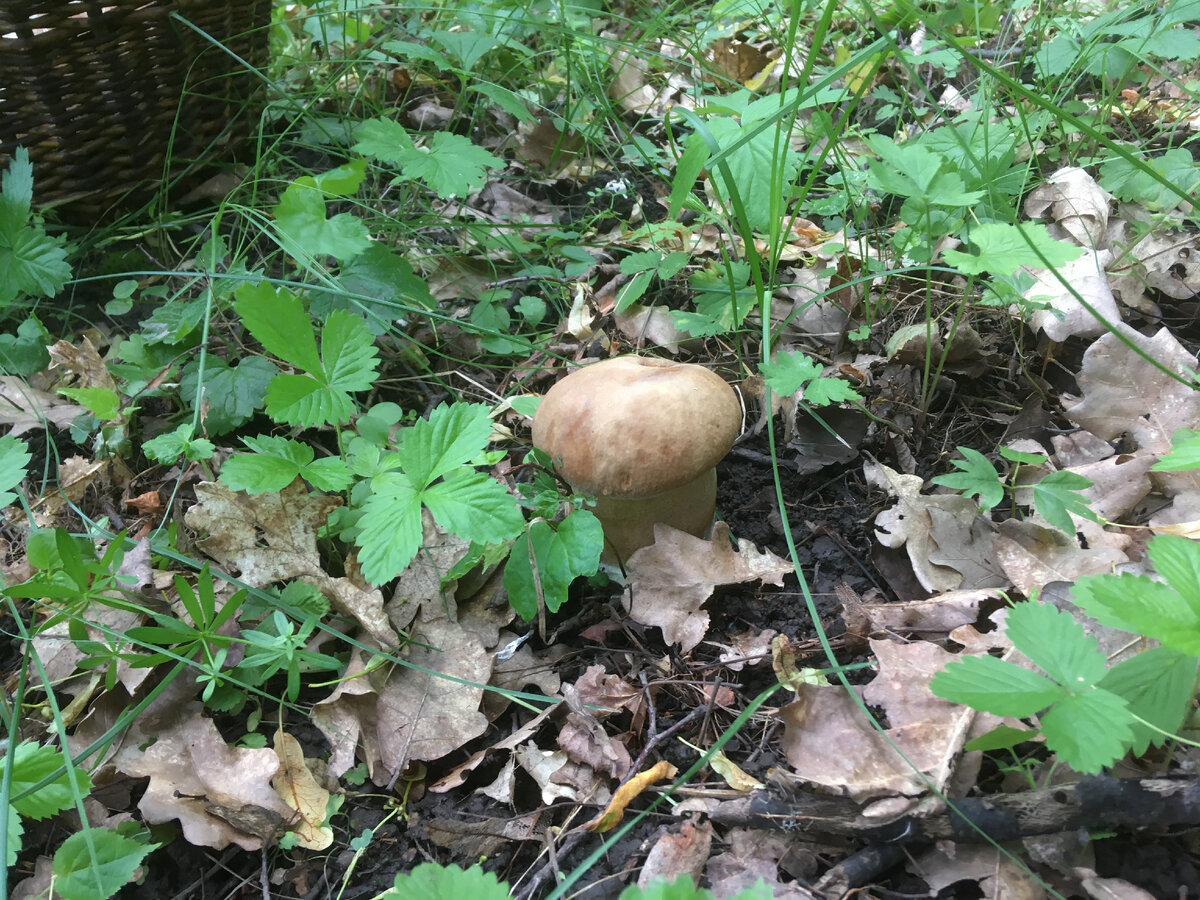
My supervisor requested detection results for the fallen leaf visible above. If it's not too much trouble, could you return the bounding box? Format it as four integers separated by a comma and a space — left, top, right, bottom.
587, 759, 678, 832
115, 707, 297, 850
637, 819, 713, 890
1063, 325, 1200, 496
625, 523, 792, 652
273, 729, 334, 851
185, 480, 342, 586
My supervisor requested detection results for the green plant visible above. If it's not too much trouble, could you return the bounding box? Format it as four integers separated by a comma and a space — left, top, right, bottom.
931, 588, 1195, 777
931, 446, 1101, 536
2, 742, 157, 899
0, 148, 72, 313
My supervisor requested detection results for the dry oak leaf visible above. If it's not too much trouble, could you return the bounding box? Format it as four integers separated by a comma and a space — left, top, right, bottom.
185, 480, 341, 585
625, 522, 792, 652
558, 683, 632, 779
993, 518, 1127, 602
1063, 324, 1200, 496
0, 376, 84, 436
186, 480, 397, 647
115, 707, 296, 850
637, 819, 714, 891
866, 461, 1007, 593
780, 639, 987, 801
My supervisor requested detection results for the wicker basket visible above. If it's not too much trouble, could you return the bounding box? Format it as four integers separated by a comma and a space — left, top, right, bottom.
0, 0, 271, 219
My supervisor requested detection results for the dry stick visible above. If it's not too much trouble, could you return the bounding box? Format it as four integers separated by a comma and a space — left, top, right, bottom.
708, 774, 1200, 843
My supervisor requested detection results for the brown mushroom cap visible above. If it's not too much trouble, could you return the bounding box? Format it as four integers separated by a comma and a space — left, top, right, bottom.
531, 356, 741, 498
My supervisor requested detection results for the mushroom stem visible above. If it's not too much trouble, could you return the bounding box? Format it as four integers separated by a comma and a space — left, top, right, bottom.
593, 468, 717, 565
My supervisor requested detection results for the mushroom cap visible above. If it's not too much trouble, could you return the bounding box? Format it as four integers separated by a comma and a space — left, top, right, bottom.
531, 356, 741, 498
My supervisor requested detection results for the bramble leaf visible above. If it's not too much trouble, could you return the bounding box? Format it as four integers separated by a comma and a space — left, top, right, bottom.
396, 402, 494, 488
53, 826, 158, 900
1006, 601, 1106, 689
1032, 470, 1098, 535
220, 435, 352, 493
1153, 428, 1200, 471
236, 283, 322, 374
931, 447, 1005, 511
1100, 647, 1198, 755
942, 222, 1085, 276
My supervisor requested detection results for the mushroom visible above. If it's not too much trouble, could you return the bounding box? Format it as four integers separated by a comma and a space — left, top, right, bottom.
531, 356, 741, 565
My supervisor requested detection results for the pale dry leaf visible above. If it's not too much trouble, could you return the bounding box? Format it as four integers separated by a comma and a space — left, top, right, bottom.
476, 756, 517, 803
483, 637, 563, 720
558, 684, 632, 779
1149, 489, 1200, 538
386, 508, 472, 626
425, 811, 544, 858
994, 518, 1127, 598
709, 627, 777, 671
1063, 325, 1200, 497
625, 522, 792, 652
866, 461, 997, 593
514, 742, 577, 804
780, 639, 985, 800
115, 707, 296, 850
1027, 249, 1121, 341
1073, 867, 1157, 900
1024, 166, 1112, 247
272, 729, 334, 851
859, 588, 1004, 637
304, 572, 397, 650
1110, 229, 1200, 310
373, 616, 493, 783
707, 829, 819, 900
912, 845, 1046, 899
0, 376, 85, 436
185, 480, 342, 585
429, 705, 555, 793
312, 650, 379, 780
47, 336, 118, 391
1050, 429, 1116, 468
637, 819, 713, 891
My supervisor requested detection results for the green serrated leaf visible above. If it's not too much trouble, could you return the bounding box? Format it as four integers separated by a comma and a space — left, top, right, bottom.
1032, 470, 1098, 535
1005, 601, 1107, 688
760, 351, 820, 397
397, 403, 494, 488
1040, 689, 1134, 773
1072, 572, 1200, 653
964, 724, 1039, 752
422, 471, 525, 546
942, 222, 1085, 276
1153, 428, 1200, 471
3, 742, 90, 821
930, 654, 1065, 717
356, 473, 424, 583
931, 447, 1005, 511
58, 386, 121, 421
142, 424, 215, 464
1146, 534, 1200, 614
0, 434, 31, 507
265, 372, 356, 427
235, 283, 322, 374
1100, 647, 1198, 755
379, 862, 509, 900
321, 310, 380, 392
52, 827, 158, 900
